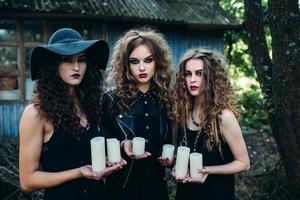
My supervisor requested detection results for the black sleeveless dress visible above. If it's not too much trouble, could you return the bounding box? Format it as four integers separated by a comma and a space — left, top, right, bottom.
40, 123, 108, 200
176, 127, 235, 200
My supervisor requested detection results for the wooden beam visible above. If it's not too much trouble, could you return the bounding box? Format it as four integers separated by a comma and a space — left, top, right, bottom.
0, 41, 18, 46
0, 72, 18, 77
17, 20, 25, 103
24, 41, 44, 47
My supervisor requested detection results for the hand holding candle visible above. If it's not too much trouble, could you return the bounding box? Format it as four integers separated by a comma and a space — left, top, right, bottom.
189, 152, 203, 179
90, 137, 106, 172
107, 138, 121, 163
132, 137, 146, 156
175, 146, 190, 179
161, 144, 175, 161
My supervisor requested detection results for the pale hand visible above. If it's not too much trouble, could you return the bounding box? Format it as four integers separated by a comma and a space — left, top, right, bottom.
79, 164, 121, 181
106, 158, 127, 168
170, 167, 189, 183
123, 140, 151, 159
186, 167, 210, 184
157, 157, 174, 167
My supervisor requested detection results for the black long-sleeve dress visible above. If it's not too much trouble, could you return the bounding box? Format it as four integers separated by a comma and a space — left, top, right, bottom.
102, 89, 171, 200
176, 127, 235, 200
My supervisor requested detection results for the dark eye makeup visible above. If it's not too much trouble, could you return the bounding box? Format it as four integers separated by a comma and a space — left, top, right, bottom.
196, 69, 203, 76
184, 69, 203, 77
60, 56, 73, 63
129, 58, 139, 65
144, 56, 154, 63
60, 55, 86, 63
129, 55, 154, 65
78, 55, 86, 63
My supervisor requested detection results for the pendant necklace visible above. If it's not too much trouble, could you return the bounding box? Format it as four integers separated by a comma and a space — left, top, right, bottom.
181, 127, 202, 152
191, 111, 200, 127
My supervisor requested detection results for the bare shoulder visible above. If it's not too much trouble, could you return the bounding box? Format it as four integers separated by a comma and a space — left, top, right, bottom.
20, 104, 44, 130
23, 104, 39, 116
220, 109, 237, 123
219, 109, 242, 139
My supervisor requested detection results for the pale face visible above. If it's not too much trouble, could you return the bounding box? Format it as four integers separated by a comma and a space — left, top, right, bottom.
58, 53, 87, 86
185, 59, 204, 96
129, 44, 156, 91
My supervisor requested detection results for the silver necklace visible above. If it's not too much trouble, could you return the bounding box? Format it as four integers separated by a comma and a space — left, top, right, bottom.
180, 126, 203, 152
191, 111, 200, 127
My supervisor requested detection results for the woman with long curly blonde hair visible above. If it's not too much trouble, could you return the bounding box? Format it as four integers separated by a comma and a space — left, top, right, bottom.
173, 49, 250, 200
102, 28, 174, 200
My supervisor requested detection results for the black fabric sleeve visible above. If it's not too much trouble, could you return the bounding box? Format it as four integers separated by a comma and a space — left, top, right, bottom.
101, 92, 114, 138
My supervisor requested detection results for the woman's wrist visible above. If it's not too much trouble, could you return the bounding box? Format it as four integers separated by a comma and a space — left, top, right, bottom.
77, 167, 84, 178
120, 139, 130, 149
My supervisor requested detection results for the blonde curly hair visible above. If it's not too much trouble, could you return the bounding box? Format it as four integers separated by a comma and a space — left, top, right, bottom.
110, 27, 174, 119
175, 48, 239, 153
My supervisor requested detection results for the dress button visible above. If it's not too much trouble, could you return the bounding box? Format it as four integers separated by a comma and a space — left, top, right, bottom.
146, 126, 149, 130
83, 189, 87, 196
145, 113, 148, 117
144, 101, 148, 104
118, 114, 123, 118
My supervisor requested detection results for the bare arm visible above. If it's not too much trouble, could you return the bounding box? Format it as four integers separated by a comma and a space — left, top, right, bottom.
19, 105, 120, 192
202, 109, 250, 175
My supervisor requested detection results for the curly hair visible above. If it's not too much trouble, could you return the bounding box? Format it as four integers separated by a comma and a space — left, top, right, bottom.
110, 28, 174, 119
31, 52, 103, 137
175, 48, 239, 153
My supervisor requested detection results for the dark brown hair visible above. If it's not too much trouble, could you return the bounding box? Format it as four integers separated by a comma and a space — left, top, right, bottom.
32, 54, 103, 137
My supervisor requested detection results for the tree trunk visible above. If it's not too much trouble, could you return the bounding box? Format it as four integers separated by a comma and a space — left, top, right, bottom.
244, 0, 300, 198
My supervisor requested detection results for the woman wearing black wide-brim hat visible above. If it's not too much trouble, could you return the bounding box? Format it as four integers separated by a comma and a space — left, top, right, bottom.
19, 28, 126, 200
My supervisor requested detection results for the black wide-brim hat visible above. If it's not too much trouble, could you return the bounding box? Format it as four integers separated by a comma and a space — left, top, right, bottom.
30, 28, 109, 80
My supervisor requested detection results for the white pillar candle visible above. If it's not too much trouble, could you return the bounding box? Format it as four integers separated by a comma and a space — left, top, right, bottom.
132, 137, 145, 156
90, 137, 106, 172
107, 138, 121, 163
189, 152, 203, 179
161, 144, 175, 161
175, 146, 190, 179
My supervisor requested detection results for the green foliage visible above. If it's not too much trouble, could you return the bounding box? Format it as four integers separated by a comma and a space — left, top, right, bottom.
235, 84, 270, 132
220, 0, 271, 133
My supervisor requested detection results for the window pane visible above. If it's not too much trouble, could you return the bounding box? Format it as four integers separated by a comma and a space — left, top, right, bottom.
25, 78, 35, 100
0, 77, 19, 100
0, 20, 17, 41
0, 46, 18, 73
25, 47, 34, 72
24, 21, 44, 42
0, 77, 18, 90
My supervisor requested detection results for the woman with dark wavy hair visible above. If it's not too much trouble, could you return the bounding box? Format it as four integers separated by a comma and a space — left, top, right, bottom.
173, 49, 250, 200
19, 28, 125, 200
102, 28, 174, 200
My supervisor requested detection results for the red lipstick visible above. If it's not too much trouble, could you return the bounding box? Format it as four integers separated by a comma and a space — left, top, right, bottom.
71, 74, 81, 79
138, 73, 148, 78
190, 85, 199, 91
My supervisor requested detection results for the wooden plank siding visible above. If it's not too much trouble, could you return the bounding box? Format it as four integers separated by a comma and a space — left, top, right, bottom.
0, 20, 223, 137
0, 103, 24, 137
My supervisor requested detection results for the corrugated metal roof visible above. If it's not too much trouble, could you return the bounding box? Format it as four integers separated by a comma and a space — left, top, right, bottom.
0, 0, 239, 27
